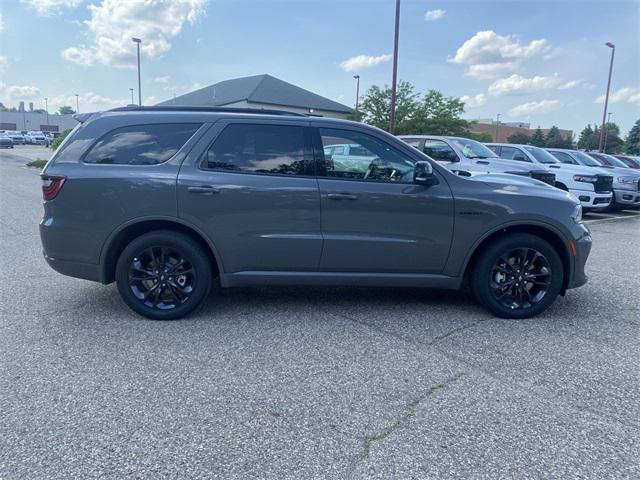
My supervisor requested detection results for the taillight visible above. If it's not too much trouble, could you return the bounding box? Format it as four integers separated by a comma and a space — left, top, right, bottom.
41, 175, 66, 201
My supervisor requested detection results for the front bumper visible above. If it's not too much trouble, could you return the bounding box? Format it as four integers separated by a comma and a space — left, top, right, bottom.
569, 189, 612, 210
613, 189, 640, 207
568, 231, 592, 290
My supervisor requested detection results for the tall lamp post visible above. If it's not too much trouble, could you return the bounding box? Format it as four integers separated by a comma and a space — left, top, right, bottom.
353, 74, 361, 115
132, 37, 142, 106
603, 112, 613, 152
495, 113, 501, 141
44, 97, 49, 129
598, 42, 615, 152
389, 0, 401, 133
129, 88, 135, 105
75, 94, 79, 113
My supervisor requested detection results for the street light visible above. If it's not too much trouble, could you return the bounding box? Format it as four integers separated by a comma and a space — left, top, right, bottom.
389, 0, 401, 133
353, 74, 361, 114
604, 112, 613, 152
495, 113, 501, 141
598, 42, 615, 152
75, 94, 79, 113
132, 37, 142, 106
129, 88, 134, 105
44, 97, 49, 129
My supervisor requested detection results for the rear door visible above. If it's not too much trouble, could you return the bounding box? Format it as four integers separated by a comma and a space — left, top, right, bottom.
313, 126, 454, 274
177, 119, 322, 273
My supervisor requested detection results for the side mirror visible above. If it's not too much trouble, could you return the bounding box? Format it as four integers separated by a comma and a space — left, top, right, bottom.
414, 161, 435, 185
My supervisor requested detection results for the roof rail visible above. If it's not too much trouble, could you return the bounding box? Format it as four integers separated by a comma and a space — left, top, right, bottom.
109, 105, 308, 117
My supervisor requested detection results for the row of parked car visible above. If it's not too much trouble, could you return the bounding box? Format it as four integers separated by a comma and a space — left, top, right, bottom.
398, 135, 640, 212
0, 130, 54, 147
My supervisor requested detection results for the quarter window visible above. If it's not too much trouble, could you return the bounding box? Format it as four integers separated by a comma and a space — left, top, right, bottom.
84, 123, 201, 165
319, 128, 415, 183
204, 124, 307, 176
422, 140, 458, 162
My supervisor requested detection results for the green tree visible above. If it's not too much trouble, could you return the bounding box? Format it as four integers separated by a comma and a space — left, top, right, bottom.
624, 119, 640, 155
50, 129, 72, 150
358, 81, 419, 133
410, 90, 469, 135
530, 127, 546, 147
464, 131, 493, 142
602, 122, 623, 154
0, 102, 7, 111
577, 124, 599, 150
545, 126, 571, 148
507, 132, 531, 144
58, 106, 76, 115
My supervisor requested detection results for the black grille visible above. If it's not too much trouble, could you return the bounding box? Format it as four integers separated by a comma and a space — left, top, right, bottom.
594, 175, 613, 193
530, 171, 556, 186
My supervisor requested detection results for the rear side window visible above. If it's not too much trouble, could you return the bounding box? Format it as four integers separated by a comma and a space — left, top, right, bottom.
203, 123, 307, 176
83, 123, 201, 165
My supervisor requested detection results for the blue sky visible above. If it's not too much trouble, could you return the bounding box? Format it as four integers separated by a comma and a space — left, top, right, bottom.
1, 0, 638, 135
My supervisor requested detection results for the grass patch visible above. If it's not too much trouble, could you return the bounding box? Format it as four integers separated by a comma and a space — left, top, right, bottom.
27, 159, 48, 169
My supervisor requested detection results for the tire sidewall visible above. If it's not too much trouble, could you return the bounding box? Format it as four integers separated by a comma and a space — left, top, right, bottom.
115, 231, 212, 320
472, 233, 564, 319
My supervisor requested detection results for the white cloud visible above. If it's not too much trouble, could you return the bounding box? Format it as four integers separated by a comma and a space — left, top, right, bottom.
61, 0, 206, 68
21, 0, 82, 16
488, 74, 563, 96
47, 92, 127, 112
460, 93, 487, 108
558, 80, 580, 90
340, 54, 392, 72
466, 62, 517, 80
424, 9, 445, 21
0, 82, 41, 103
450, 31, 550, 79
595, 87, 640, 105
509, 99, 560, 116
154, 76, 171, 84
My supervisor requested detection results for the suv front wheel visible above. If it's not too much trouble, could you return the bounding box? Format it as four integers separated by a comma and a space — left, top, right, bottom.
471, 233, 563, 319
115, 231, 212, 320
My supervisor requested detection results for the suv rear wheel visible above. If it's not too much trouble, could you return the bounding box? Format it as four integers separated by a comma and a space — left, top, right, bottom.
115, 230, 212, 320
471, 233, 563, 319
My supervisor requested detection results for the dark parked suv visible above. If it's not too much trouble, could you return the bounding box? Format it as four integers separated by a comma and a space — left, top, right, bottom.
40, 107, 592, 320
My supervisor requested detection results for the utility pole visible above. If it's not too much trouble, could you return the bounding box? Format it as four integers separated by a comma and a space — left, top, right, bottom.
603, 112, 613, 152
132, 37, 142, 106
353, 74, 361, 115
44, 97, 49, 129
389, 0, 401, 133
130, 88, 134, 105
75, 94, 79, 113
598, 42, 615, 152
495, 113, 501, 141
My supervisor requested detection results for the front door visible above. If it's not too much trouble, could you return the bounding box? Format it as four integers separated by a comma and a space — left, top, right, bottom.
178, 120, 322, 273
314, 127, 454, 274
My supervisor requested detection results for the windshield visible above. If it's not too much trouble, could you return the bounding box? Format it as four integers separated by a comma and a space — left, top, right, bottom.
523, 146, 559, 164
574, 151, 602, 166
602, 154, 629, 168
450, 138, 497, 159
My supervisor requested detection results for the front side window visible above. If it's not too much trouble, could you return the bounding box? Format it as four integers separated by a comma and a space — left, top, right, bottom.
574, 151, 603, 166
422, 140, 458, 162
84, 123, 201, 165
203, 123, 307, 175
499, 146, 530, 162
319, 128, 415, 183
450, 138, 497, 159
550, 151, 577, 165
523, 146, 559, 164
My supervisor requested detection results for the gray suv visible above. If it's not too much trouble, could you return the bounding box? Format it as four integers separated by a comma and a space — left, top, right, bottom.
40, 107, 591, 320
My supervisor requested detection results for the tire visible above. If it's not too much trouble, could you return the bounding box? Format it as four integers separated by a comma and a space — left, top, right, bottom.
115, 230, 212, 320
471, 233, 563, 319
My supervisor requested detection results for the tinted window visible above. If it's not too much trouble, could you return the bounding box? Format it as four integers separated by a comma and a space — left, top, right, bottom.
523, 146, 559, 164
574, 151, 602, 166
499, 146, 530, 162
450, 138, 497, 159
84, 123, 200, 165
422, 140, 458, 162
319, 128, 415, 183
550, 151, 577, 164
204, 124, 307, 175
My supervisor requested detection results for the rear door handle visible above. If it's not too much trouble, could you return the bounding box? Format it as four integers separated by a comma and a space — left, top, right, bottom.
187, 185, 220, 195
327, 193, 358, 200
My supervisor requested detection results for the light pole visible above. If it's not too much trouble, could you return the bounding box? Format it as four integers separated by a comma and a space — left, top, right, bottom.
44, 97, 49, 128
129, 88, 134, 105
389, 0, 401, 133
495, 113, 501, 141
132, 37, 142, 106
353, 74, 360, 115
603, 112, 613, 152
75, 94, 79, 113
598, 42, 615, 152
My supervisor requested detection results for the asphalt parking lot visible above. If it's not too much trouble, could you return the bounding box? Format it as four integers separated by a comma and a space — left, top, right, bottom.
1, 146, 639, 479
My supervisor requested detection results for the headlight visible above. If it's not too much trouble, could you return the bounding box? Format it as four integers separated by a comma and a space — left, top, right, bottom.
571, 204, 582, 223
573, 174, 598, 183
616, 176, 636, 184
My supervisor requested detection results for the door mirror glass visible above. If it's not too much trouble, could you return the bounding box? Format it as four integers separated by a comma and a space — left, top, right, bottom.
414, 161, 435, 185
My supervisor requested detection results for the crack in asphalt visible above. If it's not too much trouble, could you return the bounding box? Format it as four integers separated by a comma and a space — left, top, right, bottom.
346, 372, 466, 478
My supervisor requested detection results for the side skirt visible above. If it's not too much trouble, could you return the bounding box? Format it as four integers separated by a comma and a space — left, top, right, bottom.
220, 271, 462, 290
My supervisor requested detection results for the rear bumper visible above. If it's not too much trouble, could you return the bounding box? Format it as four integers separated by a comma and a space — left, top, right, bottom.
43, 252, 102, 283
567, 233, 592, 289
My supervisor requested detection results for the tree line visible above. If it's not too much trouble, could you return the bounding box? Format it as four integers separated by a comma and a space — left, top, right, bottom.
354, 81, 639, 154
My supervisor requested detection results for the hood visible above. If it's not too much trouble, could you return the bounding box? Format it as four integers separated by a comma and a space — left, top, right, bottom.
595, 165, 640, 178
466, 172, 554, 188
546, 162, 610, 176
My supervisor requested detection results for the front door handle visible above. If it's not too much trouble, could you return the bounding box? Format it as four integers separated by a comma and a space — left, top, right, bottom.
327, 193, 358, 200
188, 185, 220, 195
476, 160, 490, 165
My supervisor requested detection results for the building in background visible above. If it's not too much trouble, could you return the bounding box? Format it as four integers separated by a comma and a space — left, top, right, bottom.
469, 120, 572, 143
158, 74, 352, 119
0, 111, 77, 133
